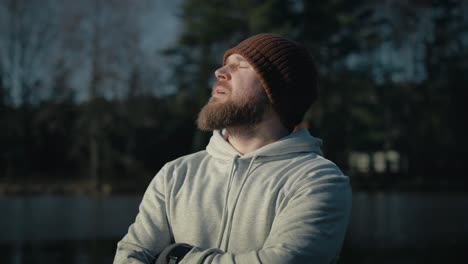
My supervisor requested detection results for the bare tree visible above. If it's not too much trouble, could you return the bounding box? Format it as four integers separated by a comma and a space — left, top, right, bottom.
0, 0, 60, 106
63, 0, 153, 189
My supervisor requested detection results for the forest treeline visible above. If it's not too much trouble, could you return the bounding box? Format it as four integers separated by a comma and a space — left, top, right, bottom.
0, 0, 467, 192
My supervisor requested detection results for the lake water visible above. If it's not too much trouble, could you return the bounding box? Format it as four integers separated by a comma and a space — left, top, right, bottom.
1, 192, 467, 263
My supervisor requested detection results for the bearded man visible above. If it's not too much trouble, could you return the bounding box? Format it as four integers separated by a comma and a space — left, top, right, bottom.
114, 34, 352, 264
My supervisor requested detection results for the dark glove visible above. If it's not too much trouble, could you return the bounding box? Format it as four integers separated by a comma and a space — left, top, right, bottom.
155, 243, 193, 264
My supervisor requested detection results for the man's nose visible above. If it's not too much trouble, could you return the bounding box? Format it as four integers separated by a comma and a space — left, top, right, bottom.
215, 65, 231, 81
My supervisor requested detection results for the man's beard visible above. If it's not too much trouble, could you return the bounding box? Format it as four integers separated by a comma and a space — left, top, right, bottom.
196, 88, 269, 131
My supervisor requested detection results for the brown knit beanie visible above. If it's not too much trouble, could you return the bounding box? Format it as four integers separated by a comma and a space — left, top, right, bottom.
224, 33, 318, 131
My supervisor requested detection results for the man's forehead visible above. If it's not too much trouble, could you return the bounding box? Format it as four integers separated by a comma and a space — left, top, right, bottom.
226, 54, 247, 63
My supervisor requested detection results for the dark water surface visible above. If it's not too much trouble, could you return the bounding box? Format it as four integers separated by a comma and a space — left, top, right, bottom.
1, 192, 467, 263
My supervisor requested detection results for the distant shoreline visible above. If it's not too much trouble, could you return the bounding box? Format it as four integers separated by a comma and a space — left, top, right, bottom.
1, 179, 467, 196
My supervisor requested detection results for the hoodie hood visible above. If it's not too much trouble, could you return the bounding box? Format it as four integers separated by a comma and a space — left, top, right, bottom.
206, 128, 323, 160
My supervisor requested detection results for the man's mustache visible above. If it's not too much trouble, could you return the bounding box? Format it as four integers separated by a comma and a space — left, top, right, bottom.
212, 81, 231, 91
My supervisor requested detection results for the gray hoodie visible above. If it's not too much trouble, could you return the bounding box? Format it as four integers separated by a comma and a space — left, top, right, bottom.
114, 129, 352, 264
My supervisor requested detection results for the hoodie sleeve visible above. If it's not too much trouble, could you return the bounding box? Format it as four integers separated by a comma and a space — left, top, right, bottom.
179, 169, 352, 264
113, 164, 173, 264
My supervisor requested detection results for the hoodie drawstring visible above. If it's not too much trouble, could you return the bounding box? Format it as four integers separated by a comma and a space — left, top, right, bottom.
223, 156, 257, 251
216, 155, 239, 249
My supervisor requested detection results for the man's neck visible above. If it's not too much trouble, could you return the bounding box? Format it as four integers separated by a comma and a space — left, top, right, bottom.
225, 115, 290, 155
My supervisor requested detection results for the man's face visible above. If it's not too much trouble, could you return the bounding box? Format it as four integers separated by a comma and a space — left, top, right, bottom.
197, 54, 269, 131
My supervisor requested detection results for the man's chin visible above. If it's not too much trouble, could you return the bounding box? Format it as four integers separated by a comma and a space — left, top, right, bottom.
196, 103, 221, 131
